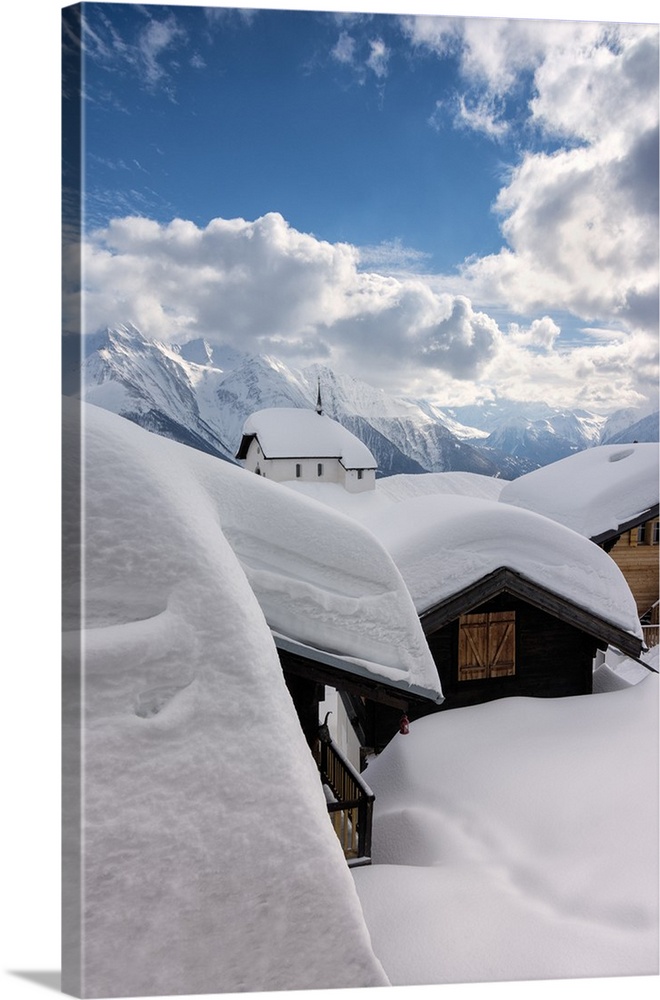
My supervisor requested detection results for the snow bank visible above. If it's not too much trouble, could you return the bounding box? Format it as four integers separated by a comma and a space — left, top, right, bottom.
499, 443, 659, 539
377, 470, 506, 503
285, 470, 505, 523
62, 398, 389, 996
353, 676, 659, 985
242, 406, 377, 468
365, 494, 642, 639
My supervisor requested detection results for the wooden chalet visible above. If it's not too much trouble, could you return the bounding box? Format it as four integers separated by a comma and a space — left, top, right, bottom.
417, 567, 644, 712
499, 443, 659, 634
331, 564, 645, 742
592, 504, 659, 629
359, 492, 647, 727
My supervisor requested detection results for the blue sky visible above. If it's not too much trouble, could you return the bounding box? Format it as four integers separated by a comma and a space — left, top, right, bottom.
80, 5, 512, 271
64, 1, 659, 414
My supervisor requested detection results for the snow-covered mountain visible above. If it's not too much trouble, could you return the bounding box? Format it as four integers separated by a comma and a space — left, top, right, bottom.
440, 398, 657, 467
601, 408, 660, 445
64, 325, 657, 478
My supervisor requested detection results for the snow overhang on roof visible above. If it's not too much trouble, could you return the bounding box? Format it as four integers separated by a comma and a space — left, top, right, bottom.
366, 494, 644, 647
193, 448, 441, 702
274, 634, 444, 707
236, 407, 377, 469
498, 443, 659, 541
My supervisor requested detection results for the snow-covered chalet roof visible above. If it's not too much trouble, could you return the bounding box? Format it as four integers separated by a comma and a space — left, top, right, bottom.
365, 494, 643, 643
73, 399, 440, 704
62, 398, 389, 995
498, 443, 659, 542
237, 407, 377, 469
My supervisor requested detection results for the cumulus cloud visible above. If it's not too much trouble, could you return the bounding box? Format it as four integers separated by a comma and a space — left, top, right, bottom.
80, 212, 503, 385
506, 317, 561, 351
74, 210, 656, 411
403, 17, 659, 357
69, 203, 660, 413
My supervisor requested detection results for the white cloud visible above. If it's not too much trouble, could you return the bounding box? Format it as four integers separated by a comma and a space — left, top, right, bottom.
366, 38, 389, 78
139, 16, 186, 87
79, 213, 502, 385
357, 238, 431, 271
331, 29, 390, 82
506, 316, 561, 351
83, 8, 188, 95
331, 31, 355, 65
403, 16, 658, 383
75, 211, 656, 412
453, 93, 509, 139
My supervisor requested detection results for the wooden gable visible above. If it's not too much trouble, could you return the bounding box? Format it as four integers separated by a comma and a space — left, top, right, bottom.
416, 568, 643, 712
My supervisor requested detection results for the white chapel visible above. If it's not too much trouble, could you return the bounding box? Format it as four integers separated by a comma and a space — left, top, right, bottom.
236, 386, 377, 493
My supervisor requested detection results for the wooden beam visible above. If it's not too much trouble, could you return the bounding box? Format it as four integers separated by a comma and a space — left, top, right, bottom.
278, 647, 426, 710
591, 504, 660, 547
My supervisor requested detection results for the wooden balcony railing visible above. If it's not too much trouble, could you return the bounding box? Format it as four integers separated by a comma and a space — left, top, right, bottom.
316, 735, 374, 867
641, 601, 659, 649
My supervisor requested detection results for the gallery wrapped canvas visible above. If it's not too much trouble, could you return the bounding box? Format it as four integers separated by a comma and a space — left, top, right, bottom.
62, 2, 659, 999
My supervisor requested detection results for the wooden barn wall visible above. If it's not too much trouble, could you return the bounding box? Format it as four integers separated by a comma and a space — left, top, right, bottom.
607, 521, 659, 617
424, 593, 598, 711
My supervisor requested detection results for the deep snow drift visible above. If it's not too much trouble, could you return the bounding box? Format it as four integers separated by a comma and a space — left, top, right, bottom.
62, 398, 389, 996
353, 667, 659, 985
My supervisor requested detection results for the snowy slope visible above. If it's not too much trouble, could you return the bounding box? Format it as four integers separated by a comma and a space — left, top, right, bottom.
353, 672, 658, 985
499, 443, 659, 540
71, 324, 239, 460
62, 397, 390, 996
603, 410, 660, 445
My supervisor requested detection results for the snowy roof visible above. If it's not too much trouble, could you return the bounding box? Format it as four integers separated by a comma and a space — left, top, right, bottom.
73, 400, 441, 703
62, 398, 389, 995
498, 443, 659, 541
238, 407, 377, 469
283, 470, 506, 522
365, 494, 643, 643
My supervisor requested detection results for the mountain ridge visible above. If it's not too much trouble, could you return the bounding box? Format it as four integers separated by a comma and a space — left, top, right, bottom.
64, 326, 657, 479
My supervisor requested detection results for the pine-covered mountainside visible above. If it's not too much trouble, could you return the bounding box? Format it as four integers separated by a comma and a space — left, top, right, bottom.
63, 324, 658, 479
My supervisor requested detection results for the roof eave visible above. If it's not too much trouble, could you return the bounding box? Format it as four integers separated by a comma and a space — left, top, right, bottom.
419, 567, 643, 659
273, 632, 444, 707
235, 433, 256, 461
590, 503, 659, 546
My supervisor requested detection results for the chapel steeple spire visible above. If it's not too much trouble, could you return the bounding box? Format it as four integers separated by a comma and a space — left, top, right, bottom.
316, 377, 323, 415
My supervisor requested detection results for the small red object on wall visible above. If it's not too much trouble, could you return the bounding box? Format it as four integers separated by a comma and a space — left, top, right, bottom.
399, 714, 410, 735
